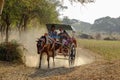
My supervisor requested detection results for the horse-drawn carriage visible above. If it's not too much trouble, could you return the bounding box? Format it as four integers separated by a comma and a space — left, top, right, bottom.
36, 24, 77, 68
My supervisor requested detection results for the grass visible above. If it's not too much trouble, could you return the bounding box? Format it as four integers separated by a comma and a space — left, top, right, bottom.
78, 39, 120, 60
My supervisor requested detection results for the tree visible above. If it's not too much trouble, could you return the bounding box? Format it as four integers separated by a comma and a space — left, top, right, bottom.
1, 0, 29, 42
0, 0, 61, 42
58, 0, 95, 4
0, 0, 4, 15
62, 16, 72, 24
16, 0, 60, 32
0, 0, 95, 15
0, 0, 95, 42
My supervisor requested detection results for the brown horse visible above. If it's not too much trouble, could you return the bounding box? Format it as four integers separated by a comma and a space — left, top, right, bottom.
36, 36, 61, 68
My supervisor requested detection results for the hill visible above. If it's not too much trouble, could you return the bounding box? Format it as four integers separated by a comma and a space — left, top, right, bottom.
91, 16, 120, 33
61, 17, 92, 33
62, 16, 120, 34
72, 21, 92, 33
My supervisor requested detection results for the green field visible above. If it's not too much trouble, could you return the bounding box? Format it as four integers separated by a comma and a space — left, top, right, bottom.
78, 39, 120, 60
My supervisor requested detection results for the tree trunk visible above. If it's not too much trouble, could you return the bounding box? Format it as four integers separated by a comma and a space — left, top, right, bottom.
18, 15, 24, 39
1, 31, 3, 41
5, 24, 9, 42
18, 28, 21, 39
23, 14, 29, 31
0, 25, 4, 41
5, 14, 10, 42
0, 20, 6, 42
0, 0, 4, 15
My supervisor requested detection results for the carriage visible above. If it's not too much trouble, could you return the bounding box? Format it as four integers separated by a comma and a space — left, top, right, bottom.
37, 24, 77, 68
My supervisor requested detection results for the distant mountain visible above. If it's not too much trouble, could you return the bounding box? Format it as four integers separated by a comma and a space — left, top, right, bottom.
62, 16, 120, 34
62, 16, 80, 25
62, 17, 92, 33
71, 21, 92, 33
91, 16, 120, 33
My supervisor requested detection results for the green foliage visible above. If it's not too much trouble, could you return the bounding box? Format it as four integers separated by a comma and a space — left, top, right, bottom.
35, 0, 60, 24
0, 0, 60, 28
1, 0, 22, 24
78, 39, 120, 60
0, 40, 23, 63
62, 0, 95, 4
0, 0, 61, 41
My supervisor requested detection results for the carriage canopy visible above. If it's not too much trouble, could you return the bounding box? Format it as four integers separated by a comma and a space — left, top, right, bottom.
46, 24, 75, 32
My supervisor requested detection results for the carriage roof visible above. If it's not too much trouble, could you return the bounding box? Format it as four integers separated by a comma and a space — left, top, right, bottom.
46, 24, 75, 32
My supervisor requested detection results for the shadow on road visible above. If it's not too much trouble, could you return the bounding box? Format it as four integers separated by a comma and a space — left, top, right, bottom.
29, 67, 75, 78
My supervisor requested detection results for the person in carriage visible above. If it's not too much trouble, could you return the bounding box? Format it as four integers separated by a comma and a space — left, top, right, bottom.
48, 25, 58, 40
38, 25, 58, 52
58, 27, 71, 54
43, 25, 59, 50
58, 27, 71, 46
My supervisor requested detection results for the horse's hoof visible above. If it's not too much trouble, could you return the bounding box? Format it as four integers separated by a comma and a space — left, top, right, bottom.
38, 66, 41, 68
38, 51, 41, 54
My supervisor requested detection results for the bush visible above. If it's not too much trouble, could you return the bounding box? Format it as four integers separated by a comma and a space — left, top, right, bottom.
79, 34, 94, 39
0, 40, 23, 63
104, 37, 117, 41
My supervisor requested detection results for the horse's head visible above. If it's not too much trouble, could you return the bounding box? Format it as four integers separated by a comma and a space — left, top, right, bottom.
36, 36, 46, 54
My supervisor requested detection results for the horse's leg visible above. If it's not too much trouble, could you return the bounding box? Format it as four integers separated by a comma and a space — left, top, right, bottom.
53, 57, 55, 67
52, 50, 55, 67
37, 44, 39, 54
39, 53, 42, 68
47, 52, 50, 68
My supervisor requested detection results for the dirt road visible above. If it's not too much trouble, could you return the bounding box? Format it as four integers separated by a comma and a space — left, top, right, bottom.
24, 47, 101, 69
0, 48, 104, 80
0, 27, 119, 80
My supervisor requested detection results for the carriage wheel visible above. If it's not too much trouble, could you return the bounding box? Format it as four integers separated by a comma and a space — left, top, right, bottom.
69, 44, 76, 67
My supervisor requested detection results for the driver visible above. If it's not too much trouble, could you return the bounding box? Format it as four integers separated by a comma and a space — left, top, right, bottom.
49, 25, 58, 40
47, 25, 58, 49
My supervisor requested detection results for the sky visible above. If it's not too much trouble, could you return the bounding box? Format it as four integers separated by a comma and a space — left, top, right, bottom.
59, 0, 120, 24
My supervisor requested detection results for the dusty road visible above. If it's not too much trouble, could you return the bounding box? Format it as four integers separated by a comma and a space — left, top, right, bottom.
0, 48, 105, 80
0, 27, 119, 80
24, 47, 101, 69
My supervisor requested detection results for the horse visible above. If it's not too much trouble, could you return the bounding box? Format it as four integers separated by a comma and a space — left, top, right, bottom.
36, 36, 62, 68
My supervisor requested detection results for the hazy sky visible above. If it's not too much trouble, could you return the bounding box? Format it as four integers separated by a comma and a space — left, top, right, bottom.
59, 0, 120, 24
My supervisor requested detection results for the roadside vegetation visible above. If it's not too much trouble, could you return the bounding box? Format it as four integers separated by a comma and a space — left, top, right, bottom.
0, 40, 23, 63
78, 39, 120, 60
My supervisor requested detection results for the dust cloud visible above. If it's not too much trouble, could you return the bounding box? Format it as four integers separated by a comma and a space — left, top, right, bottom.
0, 27, 95, 68
8, 27, 47, 68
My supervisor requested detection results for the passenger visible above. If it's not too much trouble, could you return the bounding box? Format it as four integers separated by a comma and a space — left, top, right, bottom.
58, 27, 64, 43
48, 25, 59, 49
58, 27, 69, 53
49, 25, 58, 40
58, 27, 64, 34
